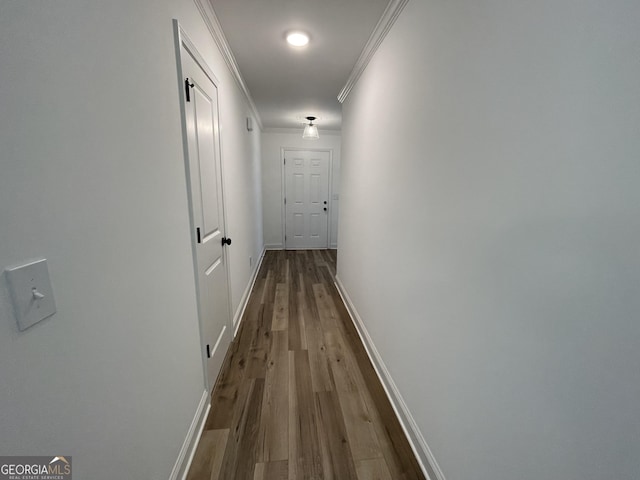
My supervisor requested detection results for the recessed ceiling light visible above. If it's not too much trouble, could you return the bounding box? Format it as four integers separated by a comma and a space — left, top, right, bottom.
286, 31, 309, 47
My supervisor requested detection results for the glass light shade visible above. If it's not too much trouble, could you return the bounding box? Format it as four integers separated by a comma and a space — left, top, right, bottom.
303, 124, 319, 139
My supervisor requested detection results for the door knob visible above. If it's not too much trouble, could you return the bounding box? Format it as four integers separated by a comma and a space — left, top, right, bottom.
221, 237, 232, 246
323, 207, 327, 211
323, 201, 327, 204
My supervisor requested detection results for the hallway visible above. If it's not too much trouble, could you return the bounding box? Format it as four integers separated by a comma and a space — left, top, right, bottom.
187, 250, 425, 480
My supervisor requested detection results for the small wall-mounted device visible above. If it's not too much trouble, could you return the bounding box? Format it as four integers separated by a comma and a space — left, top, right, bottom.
5, 258, 56, 331
246, 117, 253, 132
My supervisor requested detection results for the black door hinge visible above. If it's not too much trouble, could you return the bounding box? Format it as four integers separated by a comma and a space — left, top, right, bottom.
185, 78, 194, 102
206, 344, 211, 358
196, 227, 201, 244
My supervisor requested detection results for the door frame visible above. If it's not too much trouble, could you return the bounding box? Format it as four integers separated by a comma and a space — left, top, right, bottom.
173, 20, 233, 392
280, 147, 334, 249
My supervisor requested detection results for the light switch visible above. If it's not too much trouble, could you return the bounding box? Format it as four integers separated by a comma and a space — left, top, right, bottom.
5, 259, 56, 331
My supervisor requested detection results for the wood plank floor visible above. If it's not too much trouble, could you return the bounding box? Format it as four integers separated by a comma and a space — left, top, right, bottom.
187, 250, 425, 480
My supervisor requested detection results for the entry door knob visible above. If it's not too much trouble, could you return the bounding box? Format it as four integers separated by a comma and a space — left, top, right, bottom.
222, 237, 232, 246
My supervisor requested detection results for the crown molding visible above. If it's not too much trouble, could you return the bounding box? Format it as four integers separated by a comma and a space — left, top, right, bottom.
262, 127, 342, 136
194, 0, 264, 131
337, 0, 409, 104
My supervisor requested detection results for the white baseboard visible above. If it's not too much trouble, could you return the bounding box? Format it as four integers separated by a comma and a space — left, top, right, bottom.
265, 243, 337, 250
232, 247, 266, 338
334, 276, 446, 480
169, 389, 211, 480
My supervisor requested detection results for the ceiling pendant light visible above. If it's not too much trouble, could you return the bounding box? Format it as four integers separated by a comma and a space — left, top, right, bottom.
303, 116, 319, 139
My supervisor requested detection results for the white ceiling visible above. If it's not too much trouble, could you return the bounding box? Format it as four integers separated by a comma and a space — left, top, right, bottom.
209, 0, 390, 131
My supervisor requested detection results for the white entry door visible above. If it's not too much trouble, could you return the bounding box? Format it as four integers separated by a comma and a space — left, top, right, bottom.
179, 35, 231, 391
284, 150, 330, 249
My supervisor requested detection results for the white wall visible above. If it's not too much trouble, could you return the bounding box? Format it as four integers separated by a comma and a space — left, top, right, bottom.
218, 67, 264, 316
0, 1, 262, 478
338, 1, 640, 480
262, 130, 341, 248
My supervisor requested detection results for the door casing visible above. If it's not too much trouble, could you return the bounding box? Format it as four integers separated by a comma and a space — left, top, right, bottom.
281, 147, 334, 249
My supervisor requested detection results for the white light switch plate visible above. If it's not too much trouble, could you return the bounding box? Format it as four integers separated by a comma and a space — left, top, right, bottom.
5, 259, 56, 331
